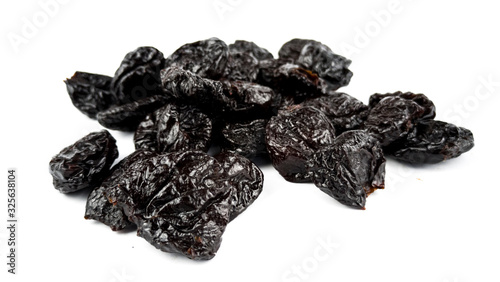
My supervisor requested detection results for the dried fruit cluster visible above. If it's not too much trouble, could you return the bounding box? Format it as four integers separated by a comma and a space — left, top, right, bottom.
50, 38, 474, 260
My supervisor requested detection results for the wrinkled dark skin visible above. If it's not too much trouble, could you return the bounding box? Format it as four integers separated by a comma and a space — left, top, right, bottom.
49, 130, 118, 193
111, 46, 165, 105
220, 80, 278, 119
300, 90, 369, 133
369, 91, 436, 121
224, 40, 274, 82
386, 120, 474, 164
221, 119, 268, 159
266, 106, 336, 182
105, 151, 233, 260
96, 95, 169, 132
364, 96, 427, 147
307, 130, 386, 209
134, 103, 212, 153
215, 152, 264, 220
84, 149, 157, 231
278, 39, 353, 90
64, 71, 115, 118
165, 37, 229, 80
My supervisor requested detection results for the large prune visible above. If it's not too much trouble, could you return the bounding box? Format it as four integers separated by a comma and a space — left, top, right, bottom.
64, 71, 115, 118
165, 37, 229, 80
84, 149, 157, 231
96, 95, 169, 132
300, 90, 369, 133
307, 130, 386, 209
221, 119, 268, 158
224, 40, 274, 82
111, 46, 165, 105
266, 106, 336, 182
134, 103, 212, 153
386, 120, 474, 164
278, 39, 353, 90
49, 130, 118, 193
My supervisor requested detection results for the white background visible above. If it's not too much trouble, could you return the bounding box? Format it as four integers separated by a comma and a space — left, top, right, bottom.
1, 0, 499, 281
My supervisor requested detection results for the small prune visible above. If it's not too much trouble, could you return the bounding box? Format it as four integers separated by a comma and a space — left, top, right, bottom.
111, 46, 165, 104
224, 40, 274, 82
49, 130, 118, 193
266, 106, 336, 182
369, 91, 436, 120
220, 80, 278, 119
307, 130, 386, 209
64, 71, 115, 118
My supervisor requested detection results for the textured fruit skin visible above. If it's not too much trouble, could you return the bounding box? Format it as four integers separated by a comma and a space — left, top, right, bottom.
96, 95, 169, 132
307, 130, 386, 209
266, 106, 336, 183
49, 130, 118, 193
224, 40, 274, 82
111, 46, 165, 105
64, 71, 115, 119
221, 119, 268, 159
165, 37, 229, 80
386, 120, 474, 164
134, 103, 212, 153
84, 149, 157, 231
278, 39, 353, 90
368, 91, 436, 121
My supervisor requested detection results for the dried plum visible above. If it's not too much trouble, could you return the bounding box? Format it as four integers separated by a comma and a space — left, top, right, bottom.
266, 106, 336, 182
64, 71, 115, 118
369, 91, 436, 120
224, 40, 274, 82
49, 130, 118, 193
220, 80, 278, 119
111, 46, 165, 105
307, 130, 386, 209
221, 119, 268, 158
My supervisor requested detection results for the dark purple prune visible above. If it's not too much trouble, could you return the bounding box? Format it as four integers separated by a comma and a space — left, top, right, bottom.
96, 95, 169, 132
84, 149, 157, 231
165, 37, 229, 80
224, 40, 274, 82
134, 103, 212, 153
221, 119, 268, 159
300, 90, 369, 133
278, 39, 353, 90
64, 71, 116, 118
364, 96, 427, 147
266, 106, 336, 183
49, 130, 118, 193
369, 91, 436, 120
220, 80, 278, 119
215, 152, 264, 220
111, 46, 165, 105
386, 120, 474, 164
307, 130, 386, 209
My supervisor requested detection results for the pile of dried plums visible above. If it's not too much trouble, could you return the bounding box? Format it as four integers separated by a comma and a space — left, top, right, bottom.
49, 38, 474, 260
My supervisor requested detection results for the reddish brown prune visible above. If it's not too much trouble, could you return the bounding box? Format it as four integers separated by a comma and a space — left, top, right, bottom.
224, 40, 274, 82
266, 106, 336, 182
111, 46, 165, 105
134, 103, 212, 153
64, 71, 116, 118
278, 39, 353, 90
84, 149, 157, 231
96, 95, 169, 132
307, 130, 386, 209
221, 119, 268, 159
386, 120, 474, 164
49, 130, 118, 193
165, 37, 229, 80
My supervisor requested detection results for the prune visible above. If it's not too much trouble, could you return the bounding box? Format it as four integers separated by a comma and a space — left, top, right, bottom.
64, 71, 115, 118
307, 130, 386, 209
221, 119, 268, 158
84, 149, 157, 231
364, 96, 427, 147
278, 39, 353, 90
165, 37, 229, 80
49, 130, 118, 193
215, 152, 264, 220
266, 106, 336, 182
300, 90, 369, 133
369, 91, 436, 120
134, 103, 212, 153
96, 95, 169, 132
111, 46, 165, 105
386, 120, 474, 164
224, 40, 274, 82
220, 80, 278, 119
